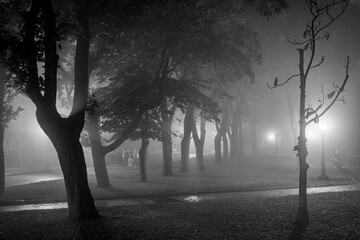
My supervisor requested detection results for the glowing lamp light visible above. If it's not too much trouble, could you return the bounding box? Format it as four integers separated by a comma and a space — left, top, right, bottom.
268, 132, 278, 156
268, 133, 276, 141
319, 123, 327, 132
307, 130, 315, 138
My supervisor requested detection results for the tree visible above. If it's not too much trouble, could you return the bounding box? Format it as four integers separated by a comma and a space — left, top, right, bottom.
131, 110, 163, 182
268, 0, 350, 228
160, 99, 177, 176
2, 0, 100, 220
0, 1, 25, 196
0, 64, 23, 196
160, 76, 219, 174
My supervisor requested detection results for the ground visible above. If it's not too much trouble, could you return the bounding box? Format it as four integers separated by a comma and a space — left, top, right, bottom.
0, 154, 359, 239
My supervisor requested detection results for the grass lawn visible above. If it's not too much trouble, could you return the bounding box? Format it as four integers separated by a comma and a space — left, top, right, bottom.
0, 154, 359, 239
1, 154, 356, 204
0, 191, 359, 239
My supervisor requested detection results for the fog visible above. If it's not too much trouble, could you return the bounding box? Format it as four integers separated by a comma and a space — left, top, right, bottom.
2, 1, 359, 172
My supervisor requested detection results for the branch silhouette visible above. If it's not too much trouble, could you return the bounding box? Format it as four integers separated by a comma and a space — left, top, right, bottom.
306, 56, 350, 126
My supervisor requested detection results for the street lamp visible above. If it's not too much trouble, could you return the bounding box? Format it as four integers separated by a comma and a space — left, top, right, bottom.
268, 133, 278, 156
318, 124, 329, 180
275, 134, 278, 156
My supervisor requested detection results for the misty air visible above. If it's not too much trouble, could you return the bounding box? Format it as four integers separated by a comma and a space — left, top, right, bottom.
0, 0, 360, 239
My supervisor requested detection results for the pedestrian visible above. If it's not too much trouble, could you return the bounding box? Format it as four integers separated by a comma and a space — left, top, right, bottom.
133, 148, 139, 167
124, 149, 129, 166
127, 149, 133, 167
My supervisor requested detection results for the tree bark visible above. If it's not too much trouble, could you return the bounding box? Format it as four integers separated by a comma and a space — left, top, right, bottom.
139, 136, 149, 182
91, 147, 109, 188
181, 104, 194, 172
192, 117, 205, 169
238, 113, 244, 157
87, 114, 110, 188
36, 106, 99, 220
295, 49, 309, 228
0, 64, 5, 196
214, 107, 228, 163
54, 130, 99, 220
161, 101, 176, 176
25, 1, 99, 220
214, 127, 222, 164
223, 131, 228, 161
162, 130, 173, 176
229, 111, 239, 160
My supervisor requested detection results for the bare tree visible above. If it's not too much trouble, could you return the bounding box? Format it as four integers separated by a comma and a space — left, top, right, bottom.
268, 0, 350, 228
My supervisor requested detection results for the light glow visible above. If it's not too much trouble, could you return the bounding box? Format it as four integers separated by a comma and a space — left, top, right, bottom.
268, 132, 278, 142
319, 123, 327, 132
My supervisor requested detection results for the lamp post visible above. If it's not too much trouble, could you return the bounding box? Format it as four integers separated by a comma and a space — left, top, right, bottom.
275, 134, 278, 156
318, 124, 329, 180
268, 133, 278, 156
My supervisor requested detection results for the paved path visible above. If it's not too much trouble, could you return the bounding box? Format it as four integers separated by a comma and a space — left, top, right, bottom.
5, 171, 63, 188
0, 183, 359, 213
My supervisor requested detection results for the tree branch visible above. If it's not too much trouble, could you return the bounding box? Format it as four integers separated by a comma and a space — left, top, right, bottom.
306, 56, 350, 126
267, 73, 300, 89
104, 107, 145, 153
43, 0, 58, 106
23, 0, 43, 105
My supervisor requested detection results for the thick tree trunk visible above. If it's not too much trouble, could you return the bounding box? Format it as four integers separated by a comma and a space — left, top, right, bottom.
38, 110, 99, 220
91, 148, 110, 188
214, 106, 228, 163
223, 132, 228, 161
238, 114, 244, 157
192, 118, 205, 169
229, 113, 239, 160
53, 132, 99, 220
0, 65, 5, 196
139, 137, 149, 182
87, 115, 111, 188
22, 0, 99, 221
195, 143, 204, 169
295, 49, 309, 228
162, 119, 173, 176
181, 105, 194, 172
161, 101, 176, 176
251, 121, 257, 155
214, 133, 222, 164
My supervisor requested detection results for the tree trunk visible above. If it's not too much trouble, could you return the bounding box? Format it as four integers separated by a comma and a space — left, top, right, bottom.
238, 114, 244, 157
162, 117, 173, 176
21, 0, 99, 221
214, 133, 222, 164
229, 112, 239, 160
181, 105, 194, 172
161, 101, 176, 176
214, 106, 228, 164
295, 49, 309, 228
223, 132, 228, 161
87, 115, 111, 188
91, 147, 110, 188
139, 136, 149, 182
0, 64, 4, 196
38, 111, 99, 220
251, 121, 257, 155
192, 118, 205, 169
53, 131, 99, 220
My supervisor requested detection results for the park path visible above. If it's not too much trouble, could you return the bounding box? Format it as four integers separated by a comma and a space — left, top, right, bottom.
5, 170, 63, 188
0, 183, 359, 213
